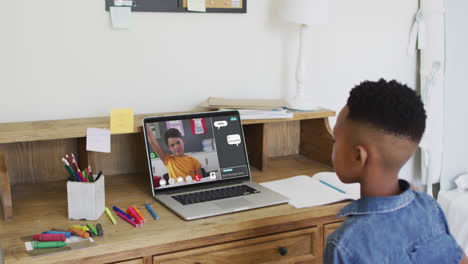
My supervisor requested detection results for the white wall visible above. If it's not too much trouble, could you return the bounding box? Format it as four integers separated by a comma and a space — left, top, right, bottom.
1, 0, 419, 179
441, 0, 468, 190
1, 0, 417, 124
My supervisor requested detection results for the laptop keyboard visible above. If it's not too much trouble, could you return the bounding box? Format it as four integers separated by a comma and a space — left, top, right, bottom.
172, 185, 261, 205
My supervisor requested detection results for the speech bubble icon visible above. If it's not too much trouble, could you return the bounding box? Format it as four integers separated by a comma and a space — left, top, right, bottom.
227, 134, 241, 146
214, 121, 228, 130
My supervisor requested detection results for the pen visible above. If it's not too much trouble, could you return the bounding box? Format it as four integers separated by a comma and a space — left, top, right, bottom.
95, 171, 103, 182
145, 203, 159, 220
319, 180, 346, 194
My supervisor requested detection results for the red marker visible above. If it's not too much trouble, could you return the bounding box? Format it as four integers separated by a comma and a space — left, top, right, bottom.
33, 234, 66, 242
127, 207, 143, 225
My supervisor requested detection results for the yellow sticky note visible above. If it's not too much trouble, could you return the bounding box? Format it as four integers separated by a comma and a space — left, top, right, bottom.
110, 108, 134, 134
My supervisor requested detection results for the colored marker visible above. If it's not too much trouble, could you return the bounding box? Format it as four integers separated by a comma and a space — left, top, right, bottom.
33, 241, 67, 249
112, 206, 134, 221
71, 225, 89, 232
96, 223, 104, 236
86, 223, 98, 236
68, 228, 90, 239
105, 207, 117, 224
145, 203, 159, 221
33, 234, 66, 242
132, 206, 146, 223
319, 180, 346, 194
42, 231, 72, 238
116, 211, 139, 227
127, 207, 143, 225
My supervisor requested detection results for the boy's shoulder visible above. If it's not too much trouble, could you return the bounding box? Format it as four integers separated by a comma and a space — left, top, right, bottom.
325, 185, 462, 263
329, 188, 445, 244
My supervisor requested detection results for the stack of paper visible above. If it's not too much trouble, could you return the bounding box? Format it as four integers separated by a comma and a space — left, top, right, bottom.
200, 97, 294, 120
221, 109, 293, 120
201, 97, 289, 110
260, 172, 360, 208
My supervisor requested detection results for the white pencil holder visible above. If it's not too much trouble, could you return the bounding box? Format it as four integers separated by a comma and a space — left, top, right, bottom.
67, 176, 105, 220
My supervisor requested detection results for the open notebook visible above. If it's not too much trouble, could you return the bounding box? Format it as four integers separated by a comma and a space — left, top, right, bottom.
260, 172, 360, 208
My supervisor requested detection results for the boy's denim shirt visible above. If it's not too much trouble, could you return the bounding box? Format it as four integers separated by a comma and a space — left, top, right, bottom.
324, 180, 464, 264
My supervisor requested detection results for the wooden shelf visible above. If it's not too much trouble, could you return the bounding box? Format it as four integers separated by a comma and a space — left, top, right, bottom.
1, 156, 340, 264
0, 109, 335, 144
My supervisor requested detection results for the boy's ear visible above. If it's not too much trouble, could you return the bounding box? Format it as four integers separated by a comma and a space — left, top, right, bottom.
354, 145, 368, 167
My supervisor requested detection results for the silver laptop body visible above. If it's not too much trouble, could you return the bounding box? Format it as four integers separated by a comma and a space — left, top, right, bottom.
143, 110, 288, 220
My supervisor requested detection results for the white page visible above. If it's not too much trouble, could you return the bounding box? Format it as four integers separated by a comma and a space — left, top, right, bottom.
312, 172, 361, 200
261, 173, 360, 208
86, 128, 111, 153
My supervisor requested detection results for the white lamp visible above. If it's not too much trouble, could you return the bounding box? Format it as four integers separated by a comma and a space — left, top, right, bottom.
278, 0, 329, 110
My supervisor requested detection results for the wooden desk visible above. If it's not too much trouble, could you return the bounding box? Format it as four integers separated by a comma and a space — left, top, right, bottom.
0, 109, 344, 263
1, 157, 346, 264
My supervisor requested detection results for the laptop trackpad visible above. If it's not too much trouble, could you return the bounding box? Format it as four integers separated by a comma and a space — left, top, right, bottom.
215, 198, 253, 210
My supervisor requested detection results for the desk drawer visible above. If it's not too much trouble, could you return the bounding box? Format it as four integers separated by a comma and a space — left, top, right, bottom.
154, 227, 320, 264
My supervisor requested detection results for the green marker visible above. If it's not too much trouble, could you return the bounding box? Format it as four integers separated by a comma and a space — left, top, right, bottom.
86, 223, 98, 236
33, 241, 67, 249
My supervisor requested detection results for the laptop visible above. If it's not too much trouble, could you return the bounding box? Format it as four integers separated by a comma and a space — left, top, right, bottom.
142, 110, 289, 220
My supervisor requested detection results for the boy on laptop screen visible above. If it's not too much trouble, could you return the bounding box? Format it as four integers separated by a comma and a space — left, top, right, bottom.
145, 114, 249, 190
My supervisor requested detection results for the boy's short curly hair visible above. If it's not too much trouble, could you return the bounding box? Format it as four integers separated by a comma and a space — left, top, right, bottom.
164, 128, 182, 146
346, 79, 426, 143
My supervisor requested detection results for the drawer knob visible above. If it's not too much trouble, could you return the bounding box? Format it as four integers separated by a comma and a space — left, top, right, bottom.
278, 247, 288, 256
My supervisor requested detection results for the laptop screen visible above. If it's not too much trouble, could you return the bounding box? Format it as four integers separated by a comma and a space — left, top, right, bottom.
143, 111, 250, 194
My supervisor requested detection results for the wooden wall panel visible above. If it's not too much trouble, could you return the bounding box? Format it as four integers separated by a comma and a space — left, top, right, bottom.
266, 121, 300, 158
88, 133, 148, 176
6, 139, 77, 185
300, 119, 334, 167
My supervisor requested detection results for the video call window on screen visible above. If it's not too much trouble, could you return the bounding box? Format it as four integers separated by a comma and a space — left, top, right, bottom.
145, 115, 249, 190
